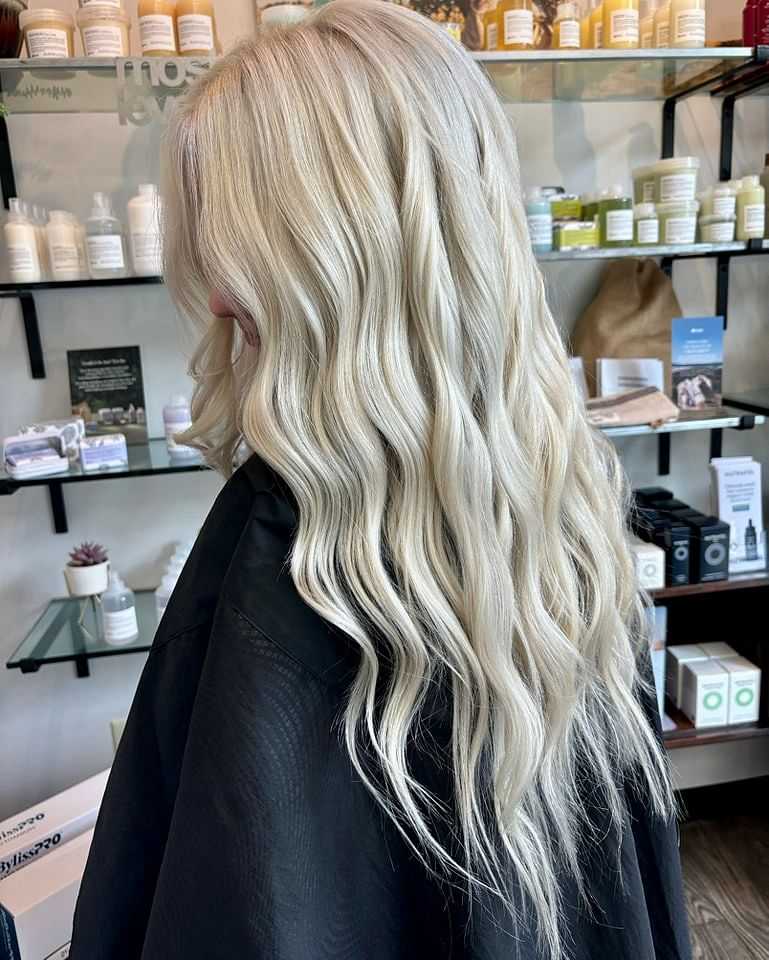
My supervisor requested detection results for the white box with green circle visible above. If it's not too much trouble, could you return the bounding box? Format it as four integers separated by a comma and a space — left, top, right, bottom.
681, 660, 729, 728
718, 657, 761, 725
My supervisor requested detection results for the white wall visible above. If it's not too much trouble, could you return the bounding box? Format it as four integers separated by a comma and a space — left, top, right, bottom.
2, 1, 765, 818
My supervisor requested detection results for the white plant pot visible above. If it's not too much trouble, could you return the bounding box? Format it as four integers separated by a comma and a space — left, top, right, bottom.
63, 561, 110, 598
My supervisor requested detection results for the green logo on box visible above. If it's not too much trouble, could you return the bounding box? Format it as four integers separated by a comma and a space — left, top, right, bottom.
736, 689, 754, 707
704, 692, 723, 710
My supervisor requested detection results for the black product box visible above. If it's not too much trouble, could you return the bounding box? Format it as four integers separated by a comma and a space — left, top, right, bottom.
652, 519, 691, 586
651, 498, 692, 515
634, 487, 674, 506
683, 515, 730, 583
632, 507, 662, 541
670, 508, 705, 522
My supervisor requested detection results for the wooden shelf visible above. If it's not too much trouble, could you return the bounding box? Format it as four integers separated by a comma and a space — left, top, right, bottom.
651, 573, 769, 601
663, 703, 769, 750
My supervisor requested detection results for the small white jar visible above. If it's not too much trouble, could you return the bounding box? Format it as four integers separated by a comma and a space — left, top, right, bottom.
699, 215, 735, 244
77, 4, 131, 57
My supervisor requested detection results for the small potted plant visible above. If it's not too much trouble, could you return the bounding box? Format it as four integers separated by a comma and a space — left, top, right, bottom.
63, 541, 110, 598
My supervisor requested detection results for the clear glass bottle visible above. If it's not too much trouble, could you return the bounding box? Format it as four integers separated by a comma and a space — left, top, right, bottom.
554, 2, 581, 47
497, 0, 535, 51
86, 192, 127, 279
603, 0, 639, 48
102, 572, 140, 647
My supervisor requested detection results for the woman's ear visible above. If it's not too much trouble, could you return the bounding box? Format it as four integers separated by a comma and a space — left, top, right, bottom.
209, 290, 236, 318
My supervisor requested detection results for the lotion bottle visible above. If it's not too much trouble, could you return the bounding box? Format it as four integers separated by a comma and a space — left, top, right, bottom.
603, 0, 639, 48
86, 192, 127, 279
102, 572, 140, 647
736, 175, 765, 241
176, 0, 218, 55
5, 198, 41, 283
46, 211, 81, 282
496, 0, 535, 51
654, 0, 670, 45
128, 183, 163, 277
138, 0, 178, 55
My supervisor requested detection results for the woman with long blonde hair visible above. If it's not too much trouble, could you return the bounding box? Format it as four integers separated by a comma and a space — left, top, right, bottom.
71, 3, 690, 958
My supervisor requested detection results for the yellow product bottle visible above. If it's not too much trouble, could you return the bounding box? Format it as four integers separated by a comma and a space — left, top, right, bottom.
669, 0, 706, 48
653, 0, 670, 46
176, 0, 217, 55
640, 0, 655, 46
138, 0, 178, 56
497, 0, 535, 51
603, 0, 639, 48
555, 2, 581, 48
590, 1, 604, 47
485, 3, 499, 50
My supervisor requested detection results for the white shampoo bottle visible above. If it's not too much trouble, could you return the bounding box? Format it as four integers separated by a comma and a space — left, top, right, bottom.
5, 198, 42, 283
128, 183, 163, 277
102, 572, 140, 646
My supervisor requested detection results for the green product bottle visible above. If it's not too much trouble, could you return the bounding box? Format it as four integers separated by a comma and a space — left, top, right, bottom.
599, 184, 633, 248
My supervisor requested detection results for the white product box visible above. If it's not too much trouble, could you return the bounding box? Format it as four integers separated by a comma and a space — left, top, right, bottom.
0, 830, 92, 960
629, 538, 665, 590
646, 605, 667, 720
597, 357, 664, 398
719, 657, 761, 724
79, 434, 128, 472
0, 770, 108, 882
699, 642, 739, 660
710, 456, 765, 574
681, 660, 729, 728
665, 644, 708, 708
17, 419, 85, 462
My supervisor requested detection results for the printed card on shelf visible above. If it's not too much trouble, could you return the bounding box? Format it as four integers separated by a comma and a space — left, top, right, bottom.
596, 358, 664, 397
67, 346, 148, 446
671, 316, 724, 410
710, 456, 766, 573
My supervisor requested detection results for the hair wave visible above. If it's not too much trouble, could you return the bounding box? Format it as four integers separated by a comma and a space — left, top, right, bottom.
163, 3, 673, 954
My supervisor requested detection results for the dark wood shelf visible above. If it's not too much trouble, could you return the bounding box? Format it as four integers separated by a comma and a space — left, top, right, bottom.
651, 573, 769, 601
663, 703, 769, 750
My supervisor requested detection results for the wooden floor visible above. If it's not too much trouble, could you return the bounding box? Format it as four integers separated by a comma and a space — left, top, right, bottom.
681, 796, 769, 960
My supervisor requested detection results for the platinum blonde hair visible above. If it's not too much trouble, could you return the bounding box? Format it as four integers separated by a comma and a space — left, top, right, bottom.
164, 2, 673, 953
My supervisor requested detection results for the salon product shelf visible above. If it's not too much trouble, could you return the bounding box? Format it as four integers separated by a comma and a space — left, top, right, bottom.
0, 276, 162, 293
650, 572, 769, 601
0, 49, 762, 116
722, 388, 769, 418
598, 407, 765, 439
662, 703, 769, 750
537, 240, 769, 263
6, 590, 157, 678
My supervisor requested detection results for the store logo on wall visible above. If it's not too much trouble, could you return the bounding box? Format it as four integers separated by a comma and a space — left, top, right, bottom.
116, 57, 212, 126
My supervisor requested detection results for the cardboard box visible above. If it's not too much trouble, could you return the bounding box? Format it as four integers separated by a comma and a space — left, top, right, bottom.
0, 830, 92, 960
719, 657, 761, 724
699, 642, 739, 660
665, 644, 708, 707
0, 771, 108, 882
681, 660, 729, 727
629, 538, 665, 590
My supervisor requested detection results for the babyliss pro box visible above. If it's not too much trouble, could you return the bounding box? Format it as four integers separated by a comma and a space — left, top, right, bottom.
0, 770, 108, 883
0, 830, 92, 960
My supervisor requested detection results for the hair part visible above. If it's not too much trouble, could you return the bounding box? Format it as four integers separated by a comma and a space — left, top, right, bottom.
163, 3, 673, 954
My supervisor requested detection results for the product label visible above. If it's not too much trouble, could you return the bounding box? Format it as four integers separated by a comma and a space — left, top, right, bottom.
663, 215, 696, 244
674, 10, 706, 45
139, 14, 177, 52
610, 9, 639, 44
655, 22, 670, 46
82, 25, 124, 57
178, 13, 214, 52
705, 221, 735, 242
743, 204, 765, 236
86, 234, 125, 271
50, 243, 80, 274
486, 22, 498, 50
26, 28, 70, 58
659, 172, 697, 202
605, 209, 634, 243
636, 219, 659, 244
503, 9, 533, 46
642, 181, 655, 202
641, 28, 653, 46
558, 20, 580, 48
104, 606, 139, 644
526, 213, 552, 247
81, 0, 122, 5
712, 195, 736, 218
7, 243, 35, 274
130, 231, 162, 274
593, 21, 603, 47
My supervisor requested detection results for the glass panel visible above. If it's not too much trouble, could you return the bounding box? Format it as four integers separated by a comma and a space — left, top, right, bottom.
475, 48, 753, 103
600, 407, 766, 438
8, 590, 158, 668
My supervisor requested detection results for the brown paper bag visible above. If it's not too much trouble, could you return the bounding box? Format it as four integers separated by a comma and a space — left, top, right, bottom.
570, 259, 681, 398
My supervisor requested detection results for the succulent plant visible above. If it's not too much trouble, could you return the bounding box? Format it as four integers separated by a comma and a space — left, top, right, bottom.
68, 542, 108, 568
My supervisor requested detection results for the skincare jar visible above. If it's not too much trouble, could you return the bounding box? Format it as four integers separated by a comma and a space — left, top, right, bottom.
650, 156, 700, 204
19, 8, 74, 58
699, 214, 735, 244
656, 199, 699, 244
76, 4, 131, 56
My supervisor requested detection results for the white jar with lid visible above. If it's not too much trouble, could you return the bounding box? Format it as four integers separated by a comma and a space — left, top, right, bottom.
650, 156, 700, 203
656, 199, 699, 244
19, 9, 75, 58
76, 5, 131, 57
698, 215, 735, 244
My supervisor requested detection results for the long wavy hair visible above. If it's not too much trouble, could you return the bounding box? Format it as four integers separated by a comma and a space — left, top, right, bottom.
163, 2, 673, 954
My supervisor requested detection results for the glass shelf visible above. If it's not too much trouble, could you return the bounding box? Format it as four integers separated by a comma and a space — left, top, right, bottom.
474, 47, 754, 103
0, 49, 756, 115
7, 590, 157, 675
722, 389, 769, 417
598, 407, 765, 438
538, 241, 767, 262
0, 439, 209, 493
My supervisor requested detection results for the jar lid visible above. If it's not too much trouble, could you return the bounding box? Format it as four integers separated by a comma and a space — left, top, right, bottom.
76, 4, 130, 25
20, 9, 75, 29
699, 214, 736, 225
634, 203, 656, 218
655, 199, 700, 214
712, 184, 736, 196
649, 156, 701, 174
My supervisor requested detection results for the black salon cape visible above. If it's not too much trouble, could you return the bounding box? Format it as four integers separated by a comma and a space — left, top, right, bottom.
70, 455, 692, 960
